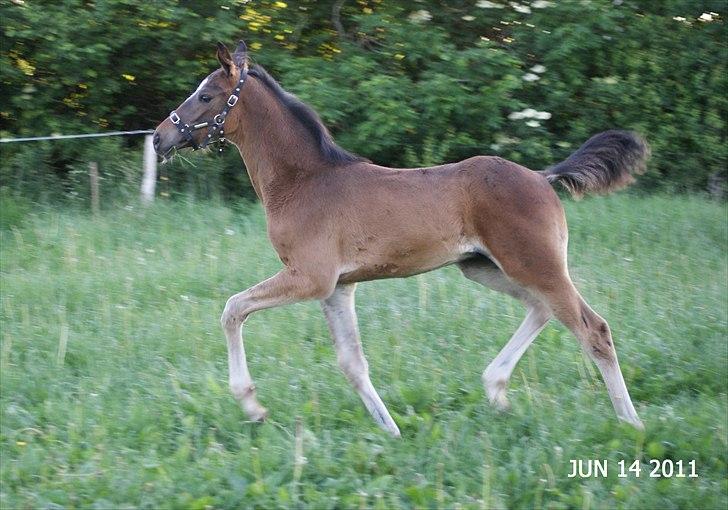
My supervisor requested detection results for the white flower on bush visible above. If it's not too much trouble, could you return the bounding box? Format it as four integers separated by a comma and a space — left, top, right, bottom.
531, 0, 554, 7
522, 73, 540, 82
510, 2, 531, 14
477, 0, 504, 8
508, 108, 551, 121
529, 64, 546, 74
409, 10, 432, 23
462, 15, 475, 21
496, 134, 520, 144
698, 12, 716, 22
525, 120, 541, 128
508, 108, 534, 120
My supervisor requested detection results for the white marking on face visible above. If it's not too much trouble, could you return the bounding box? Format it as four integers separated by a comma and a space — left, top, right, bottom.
186, 76, 210, 102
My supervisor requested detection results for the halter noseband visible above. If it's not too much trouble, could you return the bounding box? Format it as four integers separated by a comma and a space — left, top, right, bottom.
168, 66, 248, 153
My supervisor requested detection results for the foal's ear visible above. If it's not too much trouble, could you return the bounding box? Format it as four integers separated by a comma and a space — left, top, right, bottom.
217, 41, 233, 76
232, 40, 248, 69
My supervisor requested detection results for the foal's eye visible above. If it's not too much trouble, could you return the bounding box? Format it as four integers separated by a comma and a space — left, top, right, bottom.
199, 94, 212, 103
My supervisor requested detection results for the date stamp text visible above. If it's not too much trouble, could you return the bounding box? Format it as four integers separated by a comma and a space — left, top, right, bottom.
568, 459, 698, 478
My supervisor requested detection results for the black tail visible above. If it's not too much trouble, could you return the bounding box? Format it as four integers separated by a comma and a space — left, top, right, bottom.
543, 130, 650, 198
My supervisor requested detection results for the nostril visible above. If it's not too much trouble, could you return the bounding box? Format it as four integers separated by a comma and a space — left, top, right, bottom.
153, 133, 160, 148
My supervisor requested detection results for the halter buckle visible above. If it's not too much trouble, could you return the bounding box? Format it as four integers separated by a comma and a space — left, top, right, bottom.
169, 111, 180, 124
214, 114, 225, 125
226, 95, 238, 107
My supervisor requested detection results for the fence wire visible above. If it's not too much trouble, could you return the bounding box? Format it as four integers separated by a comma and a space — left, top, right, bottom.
0, 130, 154, 144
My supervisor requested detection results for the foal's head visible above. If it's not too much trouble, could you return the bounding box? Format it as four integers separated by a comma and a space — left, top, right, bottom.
153, 41, 249, 157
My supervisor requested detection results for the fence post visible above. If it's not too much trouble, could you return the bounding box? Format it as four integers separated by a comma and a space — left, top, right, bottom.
88, 161, 99, 215
141, 134, 157, 204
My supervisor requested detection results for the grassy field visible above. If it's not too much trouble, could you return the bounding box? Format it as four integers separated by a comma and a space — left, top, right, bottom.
1, 194, 726, 509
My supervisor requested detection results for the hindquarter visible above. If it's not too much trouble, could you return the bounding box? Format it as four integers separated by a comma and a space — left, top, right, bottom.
460, 157, 570, 291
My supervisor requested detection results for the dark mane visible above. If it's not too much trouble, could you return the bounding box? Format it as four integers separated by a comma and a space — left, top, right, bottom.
248, 65, 366, 165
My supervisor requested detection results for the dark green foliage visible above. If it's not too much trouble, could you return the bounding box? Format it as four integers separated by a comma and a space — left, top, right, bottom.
1, 0, 725, 202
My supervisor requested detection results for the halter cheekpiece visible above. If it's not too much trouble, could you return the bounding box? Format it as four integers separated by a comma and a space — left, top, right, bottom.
168, 66, 248, 153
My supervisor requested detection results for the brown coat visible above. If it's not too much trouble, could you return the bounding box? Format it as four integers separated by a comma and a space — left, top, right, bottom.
153, 41, 649, 436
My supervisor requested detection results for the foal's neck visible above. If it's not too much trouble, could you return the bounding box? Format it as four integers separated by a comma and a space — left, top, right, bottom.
228, 77, 333, 208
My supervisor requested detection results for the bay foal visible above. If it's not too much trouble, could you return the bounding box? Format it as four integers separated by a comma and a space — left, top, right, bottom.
153, 41, 649, 436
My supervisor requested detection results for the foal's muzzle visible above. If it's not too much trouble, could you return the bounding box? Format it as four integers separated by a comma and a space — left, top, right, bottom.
152, 120, 192, 157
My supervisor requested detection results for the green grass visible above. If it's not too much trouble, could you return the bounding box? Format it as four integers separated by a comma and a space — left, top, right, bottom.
1, 195, 726, 509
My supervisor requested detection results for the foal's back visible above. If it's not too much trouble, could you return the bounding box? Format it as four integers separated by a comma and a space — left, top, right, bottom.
300, 155, 568, 284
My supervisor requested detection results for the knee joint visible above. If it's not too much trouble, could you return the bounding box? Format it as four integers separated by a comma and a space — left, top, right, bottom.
220, 298, 250, 329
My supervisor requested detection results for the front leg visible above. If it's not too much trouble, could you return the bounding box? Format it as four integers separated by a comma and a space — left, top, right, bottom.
221, 268, 335, 422
321, 284, 401, 437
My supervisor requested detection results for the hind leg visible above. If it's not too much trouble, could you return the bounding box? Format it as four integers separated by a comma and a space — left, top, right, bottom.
459, 254, 642, 428
458, 257, 551, 410
466, 183, 642, 427
482, 305, 550, 410
542, 282, 643, 429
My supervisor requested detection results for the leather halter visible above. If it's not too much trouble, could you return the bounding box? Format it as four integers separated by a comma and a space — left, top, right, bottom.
168, 66, 248, 152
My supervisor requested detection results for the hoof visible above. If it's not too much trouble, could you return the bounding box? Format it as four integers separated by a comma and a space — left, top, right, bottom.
490, 395, 511, 412
373, 414, 401, 437
241, 399, 268, 423
619, 414, 644, 431
248, 406, 269, 423
387, 424, 401, 438
484, 379, 510, 411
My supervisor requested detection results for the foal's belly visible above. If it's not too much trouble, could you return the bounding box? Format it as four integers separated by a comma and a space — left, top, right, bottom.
336, 239, 467, 284
337, 260, 456, 283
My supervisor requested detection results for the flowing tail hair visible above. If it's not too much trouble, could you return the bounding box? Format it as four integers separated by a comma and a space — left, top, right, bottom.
543, 130, 650, 198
